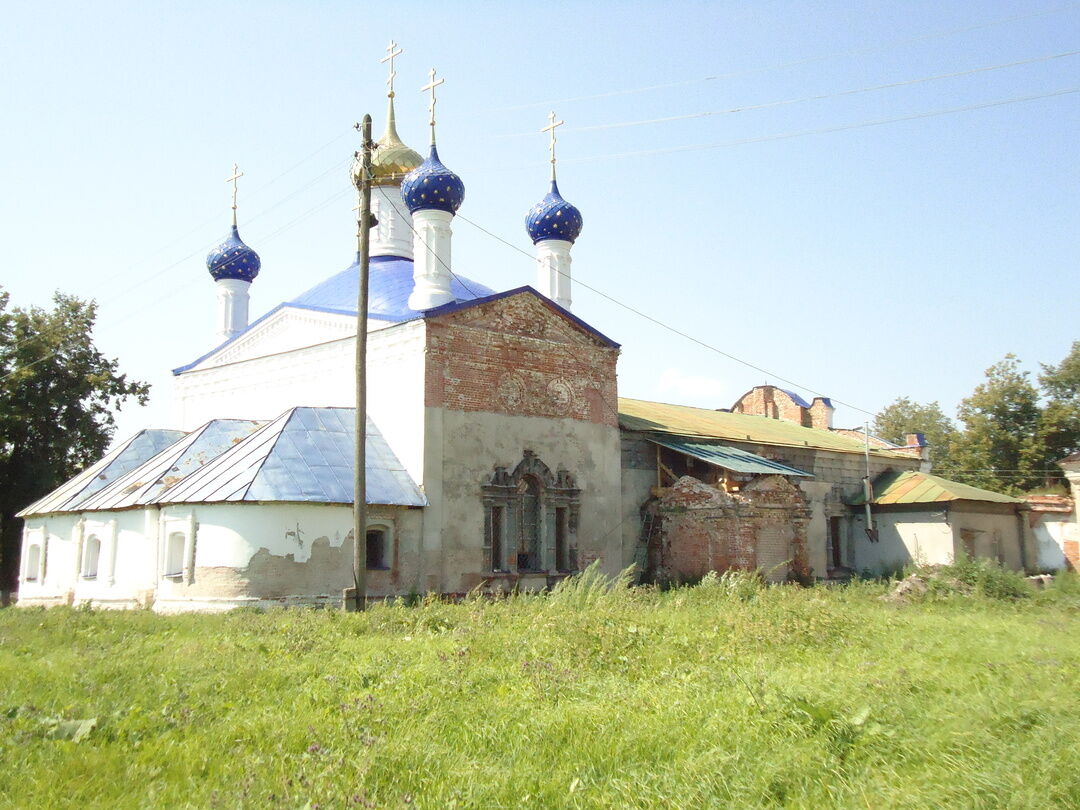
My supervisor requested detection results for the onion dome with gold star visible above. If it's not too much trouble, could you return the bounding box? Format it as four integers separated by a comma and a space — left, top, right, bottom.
207, 225, 261, 282
351, 95, 422, 190
526, 180, 583, 244
401, 144, 465, 215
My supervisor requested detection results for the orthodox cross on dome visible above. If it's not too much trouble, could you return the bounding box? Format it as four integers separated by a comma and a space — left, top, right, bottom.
226, 163, 244, 226
541, 111, 564, 182
381, 40, 402, 98
421, 67, 445, 144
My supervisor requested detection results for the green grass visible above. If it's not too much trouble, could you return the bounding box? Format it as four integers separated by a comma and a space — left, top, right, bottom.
2, 570, 1080, 809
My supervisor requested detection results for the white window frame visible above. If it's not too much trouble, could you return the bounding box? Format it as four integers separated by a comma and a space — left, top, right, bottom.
163, 531, 186, 579
81, 534, 101, 580
160, 513, 198, 583
23, 527, 45, 584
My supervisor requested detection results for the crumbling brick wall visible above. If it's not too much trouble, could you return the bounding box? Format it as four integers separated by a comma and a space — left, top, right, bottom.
649, 475, 811, 583
732, 385, 810, 427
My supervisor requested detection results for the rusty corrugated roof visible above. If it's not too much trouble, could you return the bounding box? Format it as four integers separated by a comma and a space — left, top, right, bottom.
850, 470, 1022, 505
619, 398, 908, 458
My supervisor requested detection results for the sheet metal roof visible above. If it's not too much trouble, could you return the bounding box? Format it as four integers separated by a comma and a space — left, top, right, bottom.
620, 398, 907, 458
17, 429, 187, 517
850, 470, 1022, 506
77, 420, 263, 511
157, 407, 426, 507
290, 256, 495, 321
651, 438, 812, 477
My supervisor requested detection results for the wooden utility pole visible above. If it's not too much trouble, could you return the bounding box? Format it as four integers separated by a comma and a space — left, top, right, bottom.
352, 114, 374, 611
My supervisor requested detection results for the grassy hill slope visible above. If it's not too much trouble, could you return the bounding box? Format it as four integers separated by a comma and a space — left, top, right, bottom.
2, 569, 1079, 809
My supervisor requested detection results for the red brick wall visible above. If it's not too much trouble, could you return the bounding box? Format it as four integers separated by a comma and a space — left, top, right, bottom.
653, 475, 811, 582
732, 385, 810, 427
808, 399, 834, 430
424, 293, 619, 426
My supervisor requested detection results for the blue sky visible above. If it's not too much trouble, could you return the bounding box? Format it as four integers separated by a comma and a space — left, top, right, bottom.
2, 1, 1077, 439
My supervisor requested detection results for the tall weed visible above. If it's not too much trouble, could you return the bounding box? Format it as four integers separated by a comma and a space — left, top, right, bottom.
926, 555, 1032, 600
546, 560, 634, 609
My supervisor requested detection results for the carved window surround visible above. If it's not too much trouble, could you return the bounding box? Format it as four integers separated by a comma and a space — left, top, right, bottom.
482, 450, 580, 574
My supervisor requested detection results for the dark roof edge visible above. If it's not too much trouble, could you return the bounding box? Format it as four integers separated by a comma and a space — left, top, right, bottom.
422, 286, 621, 348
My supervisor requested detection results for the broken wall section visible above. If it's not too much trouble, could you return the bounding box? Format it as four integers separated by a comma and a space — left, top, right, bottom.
648, 475, 811, 584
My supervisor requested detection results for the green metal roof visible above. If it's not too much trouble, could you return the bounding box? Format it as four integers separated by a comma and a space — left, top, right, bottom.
651, 438, 812, 477
849, 470, 1022, 506
619, 398, 908, 458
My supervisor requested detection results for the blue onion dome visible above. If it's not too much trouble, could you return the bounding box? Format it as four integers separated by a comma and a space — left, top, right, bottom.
206, 225, 261, 282
400, 144, 465, 215
525, 180, 583, 244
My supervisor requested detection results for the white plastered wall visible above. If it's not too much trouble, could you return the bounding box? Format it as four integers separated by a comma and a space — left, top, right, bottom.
852, 510, 953, 573
1032, 511, 1076, 571
947, 503, 1026, 571
18, 502, 422, 612
851, 503, 1025, 574
173, 318, 426, 441
153, 502, 421, 612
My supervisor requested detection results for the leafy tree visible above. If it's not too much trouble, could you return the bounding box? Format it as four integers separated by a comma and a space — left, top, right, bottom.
873, 397, 959, 477
1037, 341, 1080, 468
0, 289, 149, 598
950, 354, 1045, 494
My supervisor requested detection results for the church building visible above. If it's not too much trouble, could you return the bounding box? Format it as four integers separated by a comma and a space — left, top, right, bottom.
15, 49, 1039, 611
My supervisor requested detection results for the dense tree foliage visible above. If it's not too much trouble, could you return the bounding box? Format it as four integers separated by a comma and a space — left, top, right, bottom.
0, 289, 149, 596
873, 398, 959, 478
1038, 341, 1080, 467
875, 343, 1080, 495
950, 355, 1044, 492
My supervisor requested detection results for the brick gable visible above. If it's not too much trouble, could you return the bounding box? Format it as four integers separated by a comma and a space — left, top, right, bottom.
424, 292, 619, 425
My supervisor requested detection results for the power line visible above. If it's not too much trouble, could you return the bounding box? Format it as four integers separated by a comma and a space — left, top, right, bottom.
562, 87, 1080, 165
0, 179, 360, 385
91, 132, 355, 302
454, 212, 878, 418
495, 3, 1080, 112
530, 50, 1079, 136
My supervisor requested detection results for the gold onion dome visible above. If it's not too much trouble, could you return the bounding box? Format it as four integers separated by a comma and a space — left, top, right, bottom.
352, 97, 422, 189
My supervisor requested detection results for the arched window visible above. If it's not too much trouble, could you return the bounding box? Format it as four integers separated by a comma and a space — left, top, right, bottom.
81, 535, 101, 580
165, 532, 186, 578
519, 476, 542, 571
24, 545, 41, 583
483, 451, 581, 574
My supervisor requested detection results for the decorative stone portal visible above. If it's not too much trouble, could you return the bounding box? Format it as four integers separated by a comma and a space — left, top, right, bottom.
482, 450, 580, 575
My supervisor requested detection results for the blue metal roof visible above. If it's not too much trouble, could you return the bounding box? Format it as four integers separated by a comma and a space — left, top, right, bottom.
650, 438, 812, 477
289, 255, 495, 322
155, 407, 426, 507
172, 256, 496, 374
779, 389, 812, 409
17, 429, 188, 516
78, 419, 263, 510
